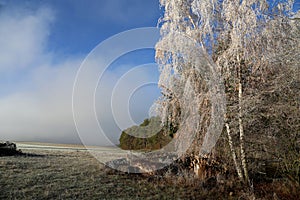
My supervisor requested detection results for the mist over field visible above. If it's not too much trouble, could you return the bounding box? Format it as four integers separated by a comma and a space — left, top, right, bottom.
0, 1, 160, 145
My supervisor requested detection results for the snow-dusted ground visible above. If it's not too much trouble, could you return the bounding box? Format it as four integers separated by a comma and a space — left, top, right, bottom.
15, 142, 129, 163
16, 142, 115, 151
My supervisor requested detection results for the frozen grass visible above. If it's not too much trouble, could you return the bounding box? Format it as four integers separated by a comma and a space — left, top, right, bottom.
1, 148, 299, 199
0, 149, 213, 199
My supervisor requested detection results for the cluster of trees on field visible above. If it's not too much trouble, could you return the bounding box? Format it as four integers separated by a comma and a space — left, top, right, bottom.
119, 117, 173, 150
118, 0, 299, 186
0, 141, 21, 156
152, 0, 299, 184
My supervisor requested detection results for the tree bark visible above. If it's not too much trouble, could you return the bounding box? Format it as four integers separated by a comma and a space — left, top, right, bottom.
238, 63, 249, 184
225, 121, 244, 181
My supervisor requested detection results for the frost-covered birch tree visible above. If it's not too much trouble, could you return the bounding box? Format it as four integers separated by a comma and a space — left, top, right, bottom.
155, 0, 299, 183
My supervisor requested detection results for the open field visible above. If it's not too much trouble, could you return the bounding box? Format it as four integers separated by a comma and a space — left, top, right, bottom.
1, 143, 299, 199
0, 146, 205, 199
16, 142, 119, 151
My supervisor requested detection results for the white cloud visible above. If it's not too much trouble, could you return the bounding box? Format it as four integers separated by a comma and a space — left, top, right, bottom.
0, 5, 160, 145
0, 6, 54, 72
0, 58, 81, 143
0, 5, 83, 143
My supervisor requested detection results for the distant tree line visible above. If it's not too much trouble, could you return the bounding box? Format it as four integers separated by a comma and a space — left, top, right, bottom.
119, 117, 173, 151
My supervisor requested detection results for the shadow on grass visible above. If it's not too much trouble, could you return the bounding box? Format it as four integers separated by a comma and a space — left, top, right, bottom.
0, 150, 46, 158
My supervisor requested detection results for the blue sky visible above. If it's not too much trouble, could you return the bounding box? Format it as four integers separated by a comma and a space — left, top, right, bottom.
0, 0, 299, 146
47, 0, 160, 54
0, 0, 161, 54
0, 0, 162, 145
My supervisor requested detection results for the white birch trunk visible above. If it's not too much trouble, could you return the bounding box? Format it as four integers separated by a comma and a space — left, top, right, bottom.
238, 64, 249, 183
225, 121, 244, 181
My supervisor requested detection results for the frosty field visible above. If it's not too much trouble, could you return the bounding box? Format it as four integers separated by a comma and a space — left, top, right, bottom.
1, 143, 299, 199
0, 143, 203, 199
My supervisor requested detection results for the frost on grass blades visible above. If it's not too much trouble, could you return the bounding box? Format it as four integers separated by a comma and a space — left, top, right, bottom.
72, 27, 225, 173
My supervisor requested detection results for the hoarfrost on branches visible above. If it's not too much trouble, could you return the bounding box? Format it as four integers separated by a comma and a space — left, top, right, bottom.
155, 0, 299, 182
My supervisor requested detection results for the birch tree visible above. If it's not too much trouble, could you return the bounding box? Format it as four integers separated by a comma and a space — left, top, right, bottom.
155, 0, 298, 183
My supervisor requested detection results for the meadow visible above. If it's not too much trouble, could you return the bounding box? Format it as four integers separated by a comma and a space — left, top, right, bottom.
0, 144, 299, 199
